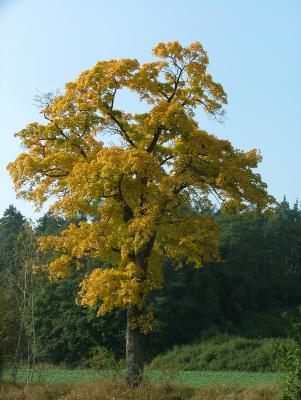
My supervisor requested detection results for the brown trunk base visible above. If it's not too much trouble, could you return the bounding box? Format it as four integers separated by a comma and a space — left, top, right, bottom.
126, 305, 144, 388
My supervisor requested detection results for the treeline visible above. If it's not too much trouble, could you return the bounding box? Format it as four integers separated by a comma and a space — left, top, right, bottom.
0, 199, 301, 370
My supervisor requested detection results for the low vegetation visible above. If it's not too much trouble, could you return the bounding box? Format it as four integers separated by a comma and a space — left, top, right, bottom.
149, 335, 297, 372
0, 380, 279, 400
1, 198, 300, 397
1, 367, 286, 388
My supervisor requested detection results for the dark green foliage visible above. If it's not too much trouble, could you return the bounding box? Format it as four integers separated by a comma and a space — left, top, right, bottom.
234, 309, 291, 338
216, 199, 301, 320
276, 307, 301, 400
33, 270, 126, 365
83, 346, 117, 369
32, 212, 125, 365
277, 356, 301, 400
0, 205, 27, 275
35, 211, 69, 237
145, 261, 222, 359
0, 278, 19, 374
1, 199, 301, 367
143, 200, 301, 361
149, 335, 298, 372
0, 206, 32, 375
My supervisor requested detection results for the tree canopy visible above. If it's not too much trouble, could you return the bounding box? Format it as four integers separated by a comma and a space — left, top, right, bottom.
8, 41, 273, 316
8, 41, 274, 386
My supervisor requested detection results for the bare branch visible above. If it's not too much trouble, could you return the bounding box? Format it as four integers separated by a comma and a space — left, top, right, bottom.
146, 126, 163, 153
117, 174, 134, 221
107, 111, 137, 148
167, 65, 185, 102
160, 155, 174, 166
41, 167, 69, 178
173, 182, 188, 195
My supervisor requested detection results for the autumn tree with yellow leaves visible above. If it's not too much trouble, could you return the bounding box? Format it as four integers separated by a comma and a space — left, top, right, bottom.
8, 41, 273, 387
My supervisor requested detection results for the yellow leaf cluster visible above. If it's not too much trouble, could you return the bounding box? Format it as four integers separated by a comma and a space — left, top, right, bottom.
78, 263, 145, 316
8, 41, 274, 324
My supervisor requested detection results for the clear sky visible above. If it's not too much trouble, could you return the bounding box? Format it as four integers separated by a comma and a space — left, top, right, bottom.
0, 0, 300, 220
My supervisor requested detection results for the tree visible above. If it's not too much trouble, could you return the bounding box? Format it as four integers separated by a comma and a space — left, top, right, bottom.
8, 41, 273, 387
0, 206, 27, 375
0, 207, 37, 383
265, 199, 301, 307
0, 205, 27, 275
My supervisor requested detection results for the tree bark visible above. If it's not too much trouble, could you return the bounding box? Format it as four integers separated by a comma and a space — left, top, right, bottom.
125, 234, 155, 388
126, 304, 144, 388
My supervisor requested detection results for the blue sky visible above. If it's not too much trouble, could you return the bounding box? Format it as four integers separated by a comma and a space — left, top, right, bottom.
1, 0, 300, 220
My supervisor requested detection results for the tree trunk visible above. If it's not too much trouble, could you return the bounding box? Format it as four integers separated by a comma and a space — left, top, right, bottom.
126, 304, 144, 388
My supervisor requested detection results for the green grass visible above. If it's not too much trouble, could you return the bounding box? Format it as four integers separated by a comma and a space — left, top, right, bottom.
175, 371, 284, 387
2, 368, 112, 385
147, 370, 285, 387
2, 368, 286, 388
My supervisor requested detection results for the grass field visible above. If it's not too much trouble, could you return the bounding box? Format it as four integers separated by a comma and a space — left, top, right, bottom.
0, 380, 281, 400
152, 370, 285, 388
2, 368, 286, 388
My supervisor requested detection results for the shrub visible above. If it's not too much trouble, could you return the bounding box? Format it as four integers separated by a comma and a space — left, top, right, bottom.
84, 346, 117, 370
149, 335, 298, 372
276, 307, 301, 400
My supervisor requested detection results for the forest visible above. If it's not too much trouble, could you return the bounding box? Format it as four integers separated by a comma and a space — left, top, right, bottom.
1, 198, 300, 370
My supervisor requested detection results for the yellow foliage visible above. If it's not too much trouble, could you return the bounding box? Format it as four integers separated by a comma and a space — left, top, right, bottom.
78, 263, 145, 315
8, 41, 274, 327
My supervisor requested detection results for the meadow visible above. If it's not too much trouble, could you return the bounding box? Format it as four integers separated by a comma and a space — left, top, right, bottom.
2, 367, 286, 387
0, 367, 286, 400
0, 371, 283, 400
0, 334, 291, 399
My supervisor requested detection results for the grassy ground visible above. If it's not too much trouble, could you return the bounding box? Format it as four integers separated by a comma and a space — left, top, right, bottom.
152, 370, 285, 388
2, 368, 286, 387
0, 380, 280, 400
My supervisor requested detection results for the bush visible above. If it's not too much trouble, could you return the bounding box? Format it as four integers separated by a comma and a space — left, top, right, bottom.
0, 276, 19, 377
149, 335, 298, 372
276, 307, 301, 400
83, 346, 117, 370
